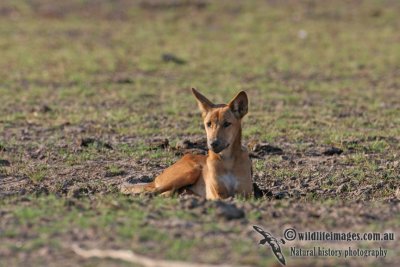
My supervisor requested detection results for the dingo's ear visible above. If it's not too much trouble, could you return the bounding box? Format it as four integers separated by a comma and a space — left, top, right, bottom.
228, 91, 248, 119
192, 88, 214, 117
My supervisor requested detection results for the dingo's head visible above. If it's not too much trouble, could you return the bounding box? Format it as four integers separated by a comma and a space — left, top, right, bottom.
192, 88, 248, 154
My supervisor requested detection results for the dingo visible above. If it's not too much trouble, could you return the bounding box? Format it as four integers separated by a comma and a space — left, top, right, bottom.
120, 88, 253, 199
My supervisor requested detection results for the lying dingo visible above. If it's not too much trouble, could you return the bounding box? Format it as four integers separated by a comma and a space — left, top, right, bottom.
121, 88, 253, 199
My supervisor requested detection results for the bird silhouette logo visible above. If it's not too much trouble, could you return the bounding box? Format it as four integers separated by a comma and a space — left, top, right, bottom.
253, 225, 286, 266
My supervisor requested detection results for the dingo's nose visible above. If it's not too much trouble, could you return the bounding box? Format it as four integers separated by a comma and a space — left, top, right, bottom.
210, 140, 220, 149
210, 140, 221, 150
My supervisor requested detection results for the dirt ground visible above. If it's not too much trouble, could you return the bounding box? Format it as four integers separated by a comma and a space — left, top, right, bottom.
0, 0, 399, 266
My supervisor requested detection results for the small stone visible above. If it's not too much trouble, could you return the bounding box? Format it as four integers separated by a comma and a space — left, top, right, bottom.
39, 105, 52, 113
253, 183, 264, 198
298, 29, 308, 39
274, 191, 289, 199
281, 155, 290, 160
375, 180, 385, 189
162, 53, 186, 65
148, 138, 169, 150
271, 211, 281, 218
180, 196, 203, 209
67, 185, 90, 198
175, 140, 192, 149
214, 201, 245, 220
323, 147, 343, 156
113, 75, 134, 84
80, 138, 112, 149
105, 170, 126, 178
309, 212, 320, 218
175, 139, 207, 150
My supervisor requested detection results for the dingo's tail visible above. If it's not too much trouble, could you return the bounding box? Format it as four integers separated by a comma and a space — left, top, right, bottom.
119, 182, 156, 194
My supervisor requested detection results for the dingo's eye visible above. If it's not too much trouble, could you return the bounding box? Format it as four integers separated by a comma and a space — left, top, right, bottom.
223, 121, 231, 128
206, 122, 212, 128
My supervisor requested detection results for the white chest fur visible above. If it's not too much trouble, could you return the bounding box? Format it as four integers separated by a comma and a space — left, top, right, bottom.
219, 173, 239, 194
